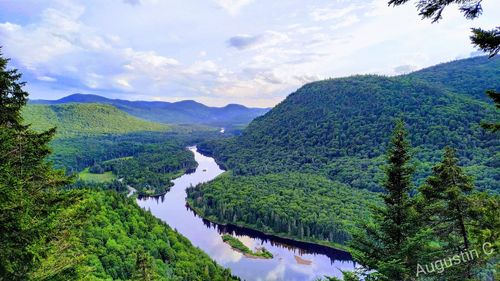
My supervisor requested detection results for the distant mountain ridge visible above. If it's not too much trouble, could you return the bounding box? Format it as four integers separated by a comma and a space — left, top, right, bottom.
30, 94, 270, 127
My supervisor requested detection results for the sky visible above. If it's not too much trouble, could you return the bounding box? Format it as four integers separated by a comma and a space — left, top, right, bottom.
0, 0, 498, 107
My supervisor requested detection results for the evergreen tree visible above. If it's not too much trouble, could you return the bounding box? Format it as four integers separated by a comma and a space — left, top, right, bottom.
0, 50, 69, 280
481, 89, 500, 132
133, 247, 156, 281
466, 191, 500, 280
418, 147, 476, 280
351, 120, 419, 281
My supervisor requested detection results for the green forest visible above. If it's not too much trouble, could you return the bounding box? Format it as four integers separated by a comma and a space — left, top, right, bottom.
21, 104, 225, 195
23, 103, 170, 136
187, 172, 380, 248
0, 53, 238, 280
27, 190, 236, 280
199, 57, 499, 192
2, 9, 499, 278
29, 93, 269, 128
190, 56, 500, 280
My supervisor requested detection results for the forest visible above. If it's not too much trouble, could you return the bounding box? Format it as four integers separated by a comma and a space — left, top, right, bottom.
0, 52, 240, 280
22, 103, 170, 136
187, 172, 380, 247
2, 0, 499, 279
30, 93, 269, 128
21, 103, 226, 195
199, 57, 500, 192
27, 190, 237, 280
191, 56, 500, 280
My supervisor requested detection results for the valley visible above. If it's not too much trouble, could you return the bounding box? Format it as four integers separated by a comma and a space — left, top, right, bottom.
2, 51, 498, 281
137, 147, 356, 280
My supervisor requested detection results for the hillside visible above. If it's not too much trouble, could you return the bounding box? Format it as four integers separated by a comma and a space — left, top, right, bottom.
200, 56, 500, 192
30, 94, 269, 127
187, 172, 381, 247
408, 55, 500, 101
22, 103, 169, 136
22, 190, 236, 280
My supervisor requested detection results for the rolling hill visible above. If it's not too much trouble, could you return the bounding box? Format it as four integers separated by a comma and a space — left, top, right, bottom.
22, 103, 169, 136
199, 56, 500, 192
30, 94, 269, 127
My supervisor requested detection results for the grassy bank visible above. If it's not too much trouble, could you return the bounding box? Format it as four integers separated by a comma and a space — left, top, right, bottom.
221, 234, 273, 259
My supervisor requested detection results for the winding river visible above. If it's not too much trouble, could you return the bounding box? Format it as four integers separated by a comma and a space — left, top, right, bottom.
137, 147, 356, 281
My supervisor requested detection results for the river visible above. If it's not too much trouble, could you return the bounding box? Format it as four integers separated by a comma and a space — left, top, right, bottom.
137, 146, 356, 281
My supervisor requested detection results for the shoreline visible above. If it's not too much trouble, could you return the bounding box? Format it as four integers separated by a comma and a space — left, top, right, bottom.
186, 200, 351, 254
221, 240, 273, 259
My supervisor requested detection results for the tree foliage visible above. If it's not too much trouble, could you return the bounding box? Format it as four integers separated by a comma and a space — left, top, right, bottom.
350, 121, 420, 281
0, 49, 70, 279
23, 103, 169, 137
0, 51, 237, 280
201, 58, 499, 192
187, 172, 381, 247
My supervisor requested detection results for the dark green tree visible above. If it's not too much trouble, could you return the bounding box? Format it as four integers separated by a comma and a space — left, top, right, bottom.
350, 120, 419, 280
470, 27, 500, 58
0, 50, 70, 280
133, 247, 156, 281
0, 51, 28, 128
418, 147, 476, 279
480, 89, 500, 132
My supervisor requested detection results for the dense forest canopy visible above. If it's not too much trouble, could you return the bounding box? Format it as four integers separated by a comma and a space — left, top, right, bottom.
0, 50, 237, 280
22, 103, 170, 136
187, 172, 381, 247
200, 56, 499, 192
21, 102, 227, 195
29, 190, 236, 280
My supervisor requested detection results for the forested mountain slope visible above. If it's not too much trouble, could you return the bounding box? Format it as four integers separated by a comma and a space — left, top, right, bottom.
200, 56, 499, 192
22, 103, 169, 136
28, 190, 236, 280
31, 94, 269, 127
408, 55, 500, 100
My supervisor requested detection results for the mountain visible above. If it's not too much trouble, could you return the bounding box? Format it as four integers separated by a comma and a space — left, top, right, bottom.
22, 103, 169, 136
200, 56, 500, 192
407, 55, 500, 100
30, 94, 270, 127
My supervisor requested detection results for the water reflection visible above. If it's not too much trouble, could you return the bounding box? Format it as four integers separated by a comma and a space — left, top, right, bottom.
137, 146, 356, 281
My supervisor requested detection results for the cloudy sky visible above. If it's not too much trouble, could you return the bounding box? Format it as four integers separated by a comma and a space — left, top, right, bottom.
0, 0, 498, 107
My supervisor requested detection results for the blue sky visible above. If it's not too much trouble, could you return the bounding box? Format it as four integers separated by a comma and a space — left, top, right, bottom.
1, 0, 498, 107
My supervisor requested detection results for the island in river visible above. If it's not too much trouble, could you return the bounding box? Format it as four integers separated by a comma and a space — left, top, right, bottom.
222, 234, 274, 259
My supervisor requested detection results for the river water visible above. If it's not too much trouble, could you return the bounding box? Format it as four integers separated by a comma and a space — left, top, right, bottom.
137, 146, 356, 281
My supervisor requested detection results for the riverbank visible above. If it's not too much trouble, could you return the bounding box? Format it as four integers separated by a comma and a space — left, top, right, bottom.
186, 199, 351, 253
137, 146, 355, 280
136, 164, 197, 197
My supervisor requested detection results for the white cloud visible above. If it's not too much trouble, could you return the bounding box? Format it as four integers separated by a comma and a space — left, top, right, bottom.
2, 0, 499, 107
228, 31, 289, 50
37, 76, 57, 82
114, 77, 132, 89
331, 15, 359, 30
213, 0, 253, 16
310, 5, 359, 21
